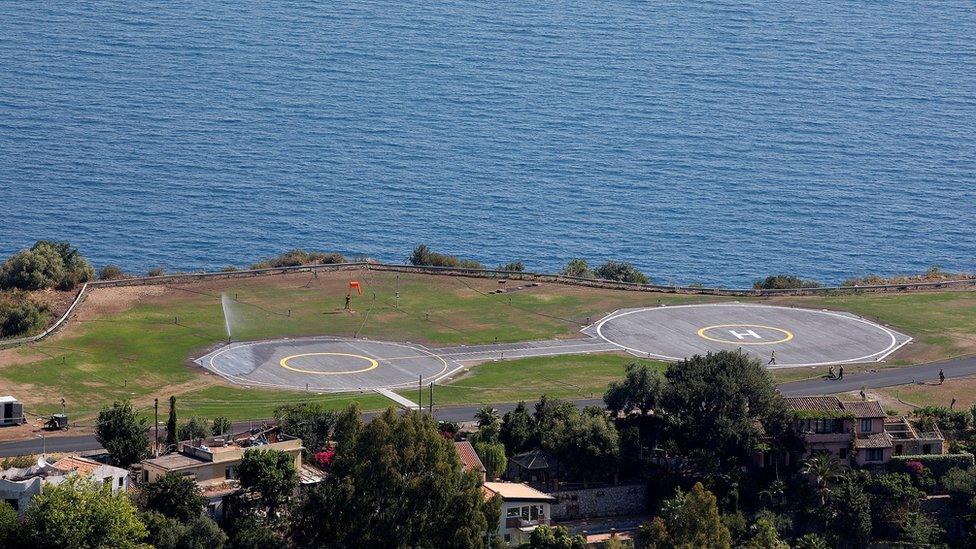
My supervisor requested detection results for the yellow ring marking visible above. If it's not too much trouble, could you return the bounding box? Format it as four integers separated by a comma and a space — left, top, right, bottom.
697, 324, 794, 345
279, 352, 379, 375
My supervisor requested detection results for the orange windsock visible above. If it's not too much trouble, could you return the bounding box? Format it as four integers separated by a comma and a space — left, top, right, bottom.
349, 281, 363, 295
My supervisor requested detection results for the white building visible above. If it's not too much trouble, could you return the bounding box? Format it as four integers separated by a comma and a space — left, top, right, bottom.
0, 456, 129, 516
0, 396, 25, 426
483, 481, 556, 546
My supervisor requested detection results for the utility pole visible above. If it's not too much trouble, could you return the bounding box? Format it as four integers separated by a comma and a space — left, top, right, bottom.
153, 398, 159, 457
418, 375, 423, 412
429, 382, 434, 417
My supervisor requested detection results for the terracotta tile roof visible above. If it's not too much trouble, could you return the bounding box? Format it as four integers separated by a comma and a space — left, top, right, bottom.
483, 481, 555, 503
854, 432, 893, 449
53, 456, 101, 476
784, 396, 843, 413
840, 401, 885, 419
454, 441, 486, 474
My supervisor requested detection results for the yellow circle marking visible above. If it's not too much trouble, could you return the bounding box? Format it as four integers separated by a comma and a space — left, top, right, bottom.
279, 352, 379, 375
697, 324, 794, 345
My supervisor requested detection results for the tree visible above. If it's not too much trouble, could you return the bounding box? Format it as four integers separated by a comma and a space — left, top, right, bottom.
142, 511, 227, 549
275, 402, 338, 456
473, 405, 501, 444
95, 400, 149, 467
604, 362, 663, 416
529, 524, 586, 548
22, 477, 148, 549
641, 482, 731, 549
593, 260, 649, 284
238, 448, 298, 520
827, 473, 872, 547
0, 240, 93, 290
166, 396, 178, 447
898, 510, 943, 547
871, 472, 925, 539
800, 454, 845, 506
742, 517, 788, 549
501, 401, 535, 455
290, 408, 498, 548
475, 441, 507, 480
0, 293, 49, 338
138, 473, 207, 522
561, 258, 593, 278
792, 533, 828, 549
542, 407, 619, 484
212, 416, 231, 436
660, 351, 792, 483
534, 395, 578, 441
333, 401, 364, 447
0, 500, 17, 547
178, 416, 211, 442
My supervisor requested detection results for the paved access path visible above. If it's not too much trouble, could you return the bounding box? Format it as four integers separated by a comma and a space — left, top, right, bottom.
778, 354, 976, 397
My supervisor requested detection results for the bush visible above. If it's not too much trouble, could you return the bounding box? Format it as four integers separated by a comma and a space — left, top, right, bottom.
752, 275, 822, 290
147, 267, 166, 277
251, 249, 348, 269
177, 417, 211, 442
408, 245, 484, 269
890, 453, 975, 479
496, 260, 525, 272
0, 241, 94, 291
561, 258, 593, 278
98, 264, 126, 280
913, 405, 970, 432
0, 292, 50, 339
593, 260, 649, 284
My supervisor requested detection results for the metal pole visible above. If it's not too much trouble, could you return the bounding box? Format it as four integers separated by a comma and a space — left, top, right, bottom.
419, 375, 423, 412
154, 398, 159, 457
429, 382, 433, 417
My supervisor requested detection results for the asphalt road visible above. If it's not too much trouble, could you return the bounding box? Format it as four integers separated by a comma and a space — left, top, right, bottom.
4, 354, 976, 457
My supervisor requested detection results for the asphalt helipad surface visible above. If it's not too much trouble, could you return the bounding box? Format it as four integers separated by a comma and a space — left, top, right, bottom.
197, 338, 452, 392
583, 303, 912, 367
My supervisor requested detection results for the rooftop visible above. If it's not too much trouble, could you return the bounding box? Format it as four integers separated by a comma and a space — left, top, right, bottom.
483, 481, 555, 503
52, 456, 102, 476
510, 450, 550, 470
784, 396, 843, 413
142, 452, 208, 471
840, 401, 885, 419
854, 432, 893, 449
454, 441, 486, 475
0, 396, 18, 404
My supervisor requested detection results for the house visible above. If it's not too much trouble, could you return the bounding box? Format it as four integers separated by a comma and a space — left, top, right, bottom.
483, 481, 556, 546
0, 456, 129, 516
139, 426, 303, 519
454, 440, 487, 481
0, 396, 25, 426
781, 396, 946, 467
507, 450, 555, 483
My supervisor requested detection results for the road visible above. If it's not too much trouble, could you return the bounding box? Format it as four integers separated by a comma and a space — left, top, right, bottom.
4, 354, 976, 457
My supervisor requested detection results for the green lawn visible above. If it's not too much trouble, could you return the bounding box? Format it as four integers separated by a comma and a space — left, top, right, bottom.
406, 353, 665, 407
172, 386, 393, 421
1, 268, 973, 422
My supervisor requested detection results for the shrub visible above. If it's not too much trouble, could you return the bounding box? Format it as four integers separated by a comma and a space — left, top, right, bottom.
890, 453, 975, 479
177, 417, 211, 442
147, 267, 166, 277
752, 275, 822, 290
408, 245, 484, 269
913, 405, 970, 432
314, 448, 335, 468
98, 264, 126, 280
0, 240, 93, 290
593, 260, 649, 284
496, 260, 525, 272
0, 293, 50, 339
561, 258, 593, 278
251, 250, 347, 269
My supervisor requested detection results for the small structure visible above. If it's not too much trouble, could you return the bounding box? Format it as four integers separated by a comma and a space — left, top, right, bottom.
0, 396, 25, 426
454, 441, 487, 481
507, 450, 555, 483
0, 456, 128, 516
885, 416, 946, 457
483, 481, 556, 546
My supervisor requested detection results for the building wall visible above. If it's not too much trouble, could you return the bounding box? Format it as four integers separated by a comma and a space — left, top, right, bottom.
497, 500, 552, 546
548, 484, 647, 520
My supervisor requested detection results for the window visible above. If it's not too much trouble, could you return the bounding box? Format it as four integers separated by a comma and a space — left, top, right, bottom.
507, 507, 521, 518
923, 444, 932, 455
895, 444, 903, 455
860, 419, 872, 433
867, 448, 884, 462
118, 476, 124, 488
225, 465, 237, 480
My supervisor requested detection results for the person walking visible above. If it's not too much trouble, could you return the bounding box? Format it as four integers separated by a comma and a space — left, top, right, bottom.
939, 369, 945, 385
827, 365, 835, 379
838, 365, 844, 380
344, 293, 351, 310
767, 350, 776, 365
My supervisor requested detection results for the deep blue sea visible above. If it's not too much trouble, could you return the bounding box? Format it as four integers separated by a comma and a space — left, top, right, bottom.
1, 1, 975, 286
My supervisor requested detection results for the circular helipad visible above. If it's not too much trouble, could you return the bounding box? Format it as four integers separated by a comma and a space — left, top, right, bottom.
199, 337, 450, 392
590, 304, 911, 367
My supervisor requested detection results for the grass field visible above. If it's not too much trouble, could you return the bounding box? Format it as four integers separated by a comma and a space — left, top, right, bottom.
0, 268, 973, 423
399, 353, 664, 406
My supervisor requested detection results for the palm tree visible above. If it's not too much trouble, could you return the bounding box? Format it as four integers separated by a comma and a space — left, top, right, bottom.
475, 406, 500, 428
800, 454, 845, 506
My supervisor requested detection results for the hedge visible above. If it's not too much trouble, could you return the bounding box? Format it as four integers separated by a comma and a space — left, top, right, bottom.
890, 453, 975, 478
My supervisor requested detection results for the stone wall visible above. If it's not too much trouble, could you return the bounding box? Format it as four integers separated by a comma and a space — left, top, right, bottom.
548, 484, 647, 520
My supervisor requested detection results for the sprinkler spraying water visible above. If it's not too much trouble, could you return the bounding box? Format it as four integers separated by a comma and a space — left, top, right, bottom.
221, 293, 234, 342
